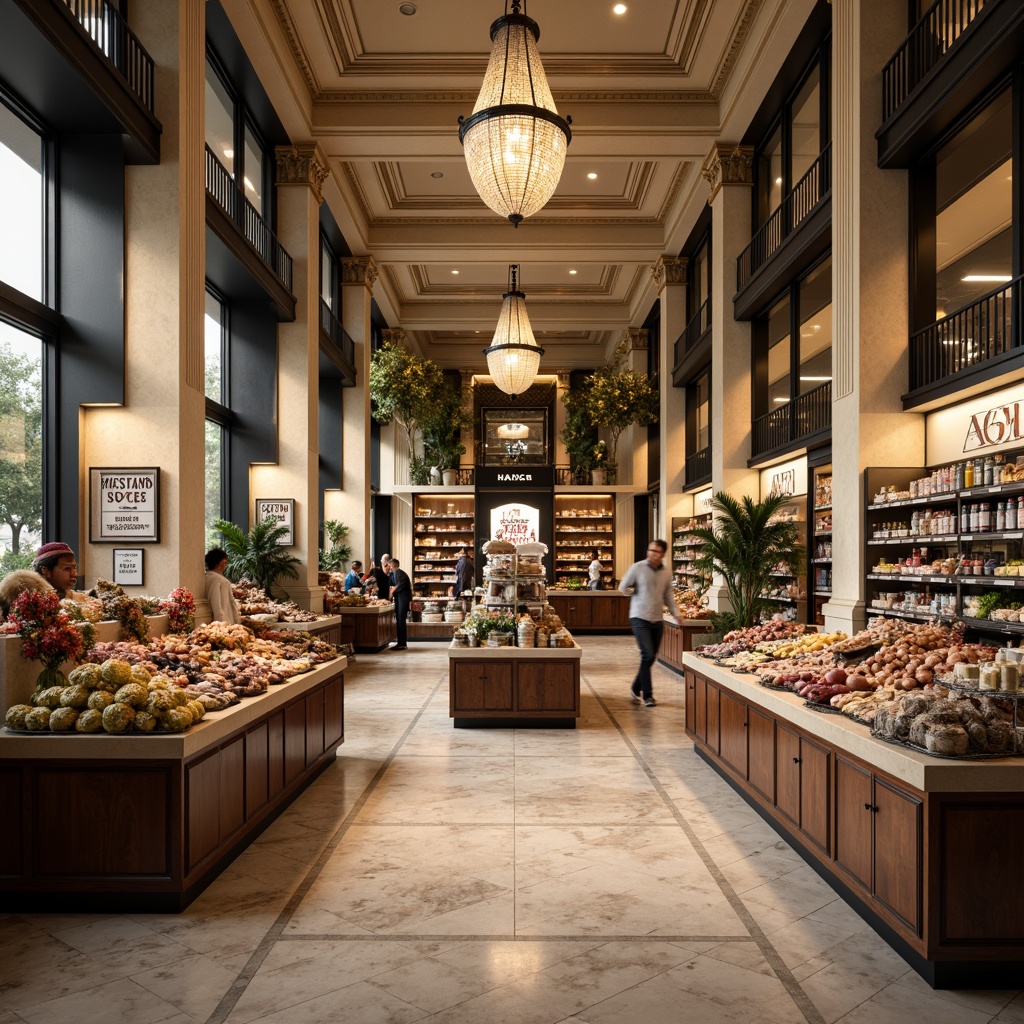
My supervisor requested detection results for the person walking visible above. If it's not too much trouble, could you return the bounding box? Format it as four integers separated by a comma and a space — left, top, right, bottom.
388, 557, 412, 650
587, 547, 603, 590
619, 539, 683, 706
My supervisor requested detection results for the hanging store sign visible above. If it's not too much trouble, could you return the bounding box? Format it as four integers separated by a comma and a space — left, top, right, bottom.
926, 385, 1024, 463
254, 498, 295, 546
694, 488, 714, 516
89, 468, 160, 543
475, 465, 554, 488
490, 502, 540, 544
759, 457, 807, 500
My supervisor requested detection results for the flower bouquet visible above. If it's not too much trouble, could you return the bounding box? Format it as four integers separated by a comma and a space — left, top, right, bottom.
1, 590, 91, 694
161, 587, 196, 634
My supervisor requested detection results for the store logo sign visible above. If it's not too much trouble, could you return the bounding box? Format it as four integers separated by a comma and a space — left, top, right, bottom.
964, 401, 1024, 452
497, 472, 532, 482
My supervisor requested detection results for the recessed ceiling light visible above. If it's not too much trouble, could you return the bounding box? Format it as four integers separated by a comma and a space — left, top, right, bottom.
398, 2, 416, 14
224, 148, 234, 159
587, 172, 598, 180
613, 3, 628, 13
569, 269, 577, 275
451, 269, 459, 275
775, 176, 782, 185
431, 171, 444, 179
962, 274, 1011, 282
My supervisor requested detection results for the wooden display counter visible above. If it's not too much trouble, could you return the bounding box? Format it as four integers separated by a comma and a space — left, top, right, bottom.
682, 653, 1024, 988
448, 644, 582, 727
335, 604, 396, 652
656, 617, 717, 666
0, 657, 346, 912
272, 615, 344, 645
546, 591, 631, 633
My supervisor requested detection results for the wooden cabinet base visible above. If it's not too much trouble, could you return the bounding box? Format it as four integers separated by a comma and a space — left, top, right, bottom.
684, 658, 1024, 988
337, 606, 396, 651
0, 664, 344, 913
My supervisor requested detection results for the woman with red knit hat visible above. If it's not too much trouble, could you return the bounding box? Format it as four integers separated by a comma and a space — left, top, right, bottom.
32, 542, 82, 600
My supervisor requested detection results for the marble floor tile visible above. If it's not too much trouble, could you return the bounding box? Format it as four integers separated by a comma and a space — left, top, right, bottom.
14, 977, 186, 1024
740, 866, 843, 921
834, 978, 997, 1024
996, 992, 1024, 1023
130, 950, 238, 1021
226, 978, 429, 1024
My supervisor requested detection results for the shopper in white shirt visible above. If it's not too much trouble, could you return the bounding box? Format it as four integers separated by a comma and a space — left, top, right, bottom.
587, 548, 603, 590
205, 547, 241, 624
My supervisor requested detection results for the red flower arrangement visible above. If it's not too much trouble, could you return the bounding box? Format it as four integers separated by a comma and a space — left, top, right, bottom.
161, 587, 196, 634
3, 590, 90, 692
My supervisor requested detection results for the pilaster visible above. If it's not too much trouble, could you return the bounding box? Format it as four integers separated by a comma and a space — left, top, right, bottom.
654, 256, 687, 537
825, 0, 919, 634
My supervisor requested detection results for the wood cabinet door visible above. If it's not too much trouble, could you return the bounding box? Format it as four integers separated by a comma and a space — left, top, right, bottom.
284, 700, 307, 784
694, 675, 707, 742
834, 756, 873, 892
565, 598, 592, 627
516, 660, 578, 712
705, 679, 720, 754
245, 723, 269, 820
305, 689, 325, 767
747, 706, 775, 801
684, 670, 697, 736
872, 777, 922, 933
547, 596, 571, 621
718, 690, 748, 778
451, 661, 513, 712
590, 597, 622, 629
799, 736, 830, 855
775, 724, 801, 826
324, 676, 344, 750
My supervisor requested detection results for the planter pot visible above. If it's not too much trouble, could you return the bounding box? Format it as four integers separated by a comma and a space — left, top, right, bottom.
441, 468, 459, 486
590, 468, 607, 486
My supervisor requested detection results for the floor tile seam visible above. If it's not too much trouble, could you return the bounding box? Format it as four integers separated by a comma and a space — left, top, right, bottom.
582, 676, 828, 1024
275, 933, 757, 943
201, 671, 448, 1024
340, 821, 685, 827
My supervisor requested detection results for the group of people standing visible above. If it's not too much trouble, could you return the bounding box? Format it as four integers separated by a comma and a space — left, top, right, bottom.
341, 553, 411, 651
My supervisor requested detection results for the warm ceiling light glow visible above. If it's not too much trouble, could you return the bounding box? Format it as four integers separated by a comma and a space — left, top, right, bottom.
496, 422, 530, 439
775, 176, 782, 185
613, 3, 627, 12
799, 376, 832, 382
451, 269, 460, 275
962, 274, 1012, 282
484, 264, 544, 396
569, 269, 577, 275
431, 171, 444, 178
459, 0, 571, 227
773, 397, 791, 403
587, 172, 598, 179
243, 176, 255, 192
224, 148, 234, 159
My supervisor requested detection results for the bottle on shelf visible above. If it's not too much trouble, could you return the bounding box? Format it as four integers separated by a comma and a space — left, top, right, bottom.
964, 460, 975, 488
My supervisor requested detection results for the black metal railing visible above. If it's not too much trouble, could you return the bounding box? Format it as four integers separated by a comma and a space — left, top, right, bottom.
881, 0, 987, 122
751, 380, 832, 460
319, 300, 356, 367
685, 446, 711, 489
672, 330, 685, 372
737, 143, 832, 291
62, 0, 155, 113
205, 145, 293, 292
555, 466, 605, 486
672, 300, 711, 371
909, 276, 1019, 391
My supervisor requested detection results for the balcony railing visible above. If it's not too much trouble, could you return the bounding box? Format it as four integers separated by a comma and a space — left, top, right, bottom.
685, 446, 711, 490
909, 276, 1019, 392
319, 300, 356, 368
751, 380, 832, 461
672, 300, 711, 371
737, 143, 832, 292
62, 0, 155, 113
881, 0, 987, 123
205, 146, 293, 293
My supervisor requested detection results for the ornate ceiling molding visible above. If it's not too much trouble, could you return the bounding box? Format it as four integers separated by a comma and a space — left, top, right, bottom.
314, 89, 715, 104
711, 0, 766, 99
269, 0, 318, 96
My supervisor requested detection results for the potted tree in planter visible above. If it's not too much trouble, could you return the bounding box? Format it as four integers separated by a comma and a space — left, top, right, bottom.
369, 341, 446, 486
560, 384, 597, 483
422, 378, 470, 486
688, 491, 805, 635
587, 366, 659, 483
590, 441, 611, 486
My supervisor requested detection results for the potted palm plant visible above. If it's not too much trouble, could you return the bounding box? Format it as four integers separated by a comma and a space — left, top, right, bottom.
688, 491, 805, 633
214, 517, 302, 598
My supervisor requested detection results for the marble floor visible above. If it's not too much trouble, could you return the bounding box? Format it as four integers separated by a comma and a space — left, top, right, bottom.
2, 636, 1022, 1024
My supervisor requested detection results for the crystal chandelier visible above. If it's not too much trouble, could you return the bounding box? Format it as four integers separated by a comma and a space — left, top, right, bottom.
496, 422, 530, 439
459, 0, 572, 227
485, 265, 544, 396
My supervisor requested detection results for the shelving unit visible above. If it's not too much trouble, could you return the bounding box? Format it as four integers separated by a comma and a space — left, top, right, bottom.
672, 514, 711, 593
764, 498, 807, 622
863, 461, 1024, 635
412, 494, 475, 597
811, 464, 832, 625
553, 495, 614, 588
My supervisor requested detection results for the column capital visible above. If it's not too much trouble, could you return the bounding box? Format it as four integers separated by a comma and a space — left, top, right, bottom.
275, 144, 330, 204
381, 327, 406, 347
341, 255, 380, 291
652, 255, 687, 290
701, 143, 754, 203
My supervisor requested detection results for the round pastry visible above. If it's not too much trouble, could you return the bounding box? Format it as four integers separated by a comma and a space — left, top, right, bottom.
483, 539, 515, 554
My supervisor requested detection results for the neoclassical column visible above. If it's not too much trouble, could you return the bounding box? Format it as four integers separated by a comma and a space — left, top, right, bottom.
86, 0, 207, 605
825, 0, 920, 634
248, 143, 329, 609
654, 255, 687, 537
553, 370, 570, 471
334, 256, 379, 578
618, 326, 649, 488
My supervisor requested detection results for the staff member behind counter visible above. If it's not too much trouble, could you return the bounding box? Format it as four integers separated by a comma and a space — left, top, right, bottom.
205, 547, 241, 624
32, 542, 87, 602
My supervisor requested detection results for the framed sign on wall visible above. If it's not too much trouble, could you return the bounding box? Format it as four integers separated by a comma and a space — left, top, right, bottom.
112, 548, 144, 586
89, 468, 160, 543
254, 498, 295, 545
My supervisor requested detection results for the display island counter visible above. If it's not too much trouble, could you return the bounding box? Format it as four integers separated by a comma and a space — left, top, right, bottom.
546, 590, 631, 633
333, 604, 396, 652
0, 656, 346, 913
270, 614, 344, 645
681, 652, 1024, 989
448, 643, 582, 727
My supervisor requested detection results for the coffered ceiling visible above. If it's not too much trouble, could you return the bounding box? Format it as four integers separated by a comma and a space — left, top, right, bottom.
225, 0, 817, 369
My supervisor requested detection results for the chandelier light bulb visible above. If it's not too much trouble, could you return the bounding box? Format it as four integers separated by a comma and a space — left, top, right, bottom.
484, 265, 544, 396
459, 0, 572, 227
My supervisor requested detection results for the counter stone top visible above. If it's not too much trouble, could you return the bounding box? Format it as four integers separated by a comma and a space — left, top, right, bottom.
272, 615, 342, 629
683, 653, 1023, 793
449, 643, 581, 659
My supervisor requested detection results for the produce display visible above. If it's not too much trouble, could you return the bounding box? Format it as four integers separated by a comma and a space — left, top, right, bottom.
696, 621, 816, 659
5, 658, 208, 734
232, 579, 325, 622
693, 616, 1021, 757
